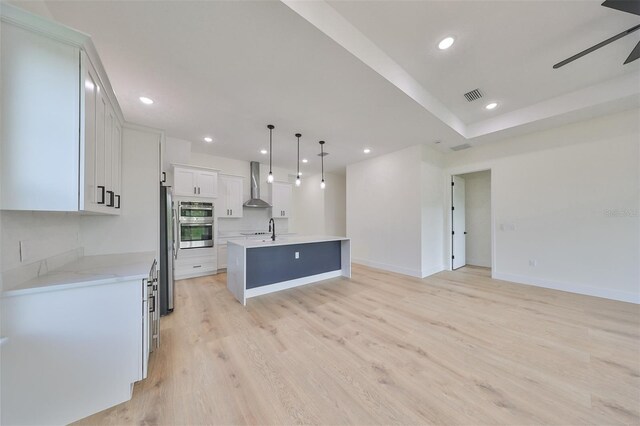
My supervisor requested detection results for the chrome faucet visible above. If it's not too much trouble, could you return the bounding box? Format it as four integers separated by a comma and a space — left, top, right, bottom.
268, 218, 276, 241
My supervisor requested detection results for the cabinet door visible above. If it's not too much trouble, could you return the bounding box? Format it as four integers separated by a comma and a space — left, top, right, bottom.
216, 177, 229, 218
95, 82, 107, 206
82, 55, 99, 211
112, 122, 122, 210
272, 182, 292, 218
218, 245, 227, 269
174, 168, 197, 196
104, 104, 114, 207
197, 171, 218, 198
227, 176, 244, 218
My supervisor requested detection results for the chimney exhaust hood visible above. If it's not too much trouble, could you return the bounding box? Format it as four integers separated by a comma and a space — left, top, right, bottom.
243, 161, 271, 208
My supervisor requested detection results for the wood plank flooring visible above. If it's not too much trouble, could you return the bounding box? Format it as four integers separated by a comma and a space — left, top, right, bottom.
76, 265, 640, 425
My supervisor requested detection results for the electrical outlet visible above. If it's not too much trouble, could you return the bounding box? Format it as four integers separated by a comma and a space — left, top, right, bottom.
295, 251, 300, 260
19, 241, 28, 263
529, 259, 538, 267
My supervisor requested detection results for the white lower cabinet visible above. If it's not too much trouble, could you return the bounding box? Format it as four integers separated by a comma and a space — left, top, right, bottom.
175, 253, 217, 279
1, 277, 151, 425
218, 244, 228, 270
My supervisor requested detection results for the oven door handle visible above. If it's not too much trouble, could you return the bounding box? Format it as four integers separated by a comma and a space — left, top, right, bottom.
180, 223, 213, 227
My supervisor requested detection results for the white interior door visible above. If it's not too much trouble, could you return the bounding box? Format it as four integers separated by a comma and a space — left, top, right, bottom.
452, 175, 466, 269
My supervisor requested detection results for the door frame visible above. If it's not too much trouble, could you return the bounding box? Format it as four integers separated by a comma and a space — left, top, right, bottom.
445, 167, 495, 275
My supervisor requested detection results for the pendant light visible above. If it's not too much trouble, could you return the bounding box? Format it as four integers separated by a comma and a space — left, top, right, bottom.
319, 140, 326, 189
267, 124, 274, 183
295, 133, 302, 187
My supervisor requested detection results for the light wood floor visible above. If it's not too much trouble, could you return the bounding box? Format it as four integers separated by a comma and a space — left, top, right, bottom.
76, 265, 640, 425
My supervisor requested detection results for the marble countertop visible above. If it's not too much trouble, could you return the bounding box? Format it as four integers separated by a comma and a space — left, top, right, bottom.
3, 252, 156, 297
228, 235, 349, 249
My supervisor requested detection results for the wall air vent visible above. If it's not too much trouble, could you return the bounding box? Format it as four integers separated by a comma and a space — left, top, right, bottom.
463, 89, 483, 102
450, 143, 471, 151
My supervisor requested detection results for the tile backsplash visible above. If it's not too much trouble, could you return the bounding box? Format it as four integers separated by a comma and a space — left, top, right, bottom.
217, 208, 288, 234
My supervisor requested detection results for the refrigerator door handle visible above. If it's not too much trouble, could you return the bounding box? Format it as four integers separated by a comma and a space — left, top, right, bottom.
172, 209, 179, 260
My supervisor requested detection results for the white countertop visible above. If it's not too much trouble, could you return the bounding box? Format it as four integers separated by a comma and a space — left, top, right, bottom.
228, 235, 349, 249
3, 252, 156, 297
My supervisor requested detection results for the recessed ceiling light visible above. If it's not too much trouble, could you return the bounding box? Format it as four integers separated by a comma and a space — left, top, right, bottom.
438, 36, 455, 50
203, 137, 213, 143
485, 102, 498, 110
260, 149, 268, 155
363, 148, 371, 154
302, 158, 308, 163
139, 96, 154, 105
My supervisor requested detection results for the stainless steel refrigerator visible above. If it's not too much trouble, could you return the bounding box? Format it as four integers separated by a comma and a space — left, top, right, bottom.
160, 185, 175, 315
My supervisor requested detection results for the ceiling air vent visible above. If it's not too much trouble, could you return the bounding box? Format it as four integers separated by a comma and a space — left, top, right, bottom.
450, 143, 472, 151
463, 89, 483, 102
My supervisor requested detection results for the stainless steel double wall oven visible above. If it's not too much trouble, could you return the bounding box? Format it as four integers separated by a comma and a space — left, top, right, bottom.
178, 201, 214, 249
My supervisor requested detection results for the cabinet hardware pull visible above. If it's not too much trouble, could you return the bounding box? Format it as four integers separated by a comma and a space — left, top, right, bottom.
97, 186, 105, 204
198, 187, 201, 195
149, 295, 155, 313
106, 190, 115, 207
115, 195, 121, 209
194, 187, 196, 194
161, 172, 166, 183
193, 265, 202, 268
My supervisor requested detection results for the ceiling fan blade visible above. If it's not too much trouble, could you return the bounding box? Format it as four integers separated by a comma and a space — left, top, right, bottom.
602, 0, 640, 16
624, 40, 640, 63
554, 23, 640, 68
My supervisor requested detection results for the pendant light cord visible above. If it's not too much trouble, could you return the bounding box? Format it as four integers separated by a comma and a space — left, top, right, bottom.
320, 141, 324, 180
297, 135, 300, 176
269, 127, 273, 174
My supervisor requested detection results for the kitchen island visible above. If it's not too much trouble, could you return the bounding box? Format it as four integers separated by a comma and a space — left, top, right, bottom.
227, 236, 351, 305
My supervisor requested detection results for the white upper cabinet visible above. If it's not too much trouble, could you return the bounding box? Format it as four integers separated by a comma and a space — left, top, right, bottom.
218, 175, 244, 218
173, 166, 218, 198
0, 5, 123, 214
269, 182, 292, 218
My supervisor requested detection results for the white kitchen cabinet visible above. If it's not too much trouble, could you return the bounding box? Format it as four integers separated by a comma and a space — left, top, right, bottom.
269, 181, 293, 218
173, 166, 218, 198
217, 244, 228, 269
0, 6, 123, 214
0, 253, 156, 425
174, 253, 217, 279
218, 174, 244, 218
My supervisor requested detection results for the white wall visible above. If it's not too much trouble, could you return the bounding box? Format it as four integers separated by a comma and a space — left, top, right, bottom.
294, 173, 325, 235
446, 108, 640, 303
461, 170, 491, 267
347, 146, 424, 277
1, 212, 80, 271
324, 173, 346, 236
294, 172, 346, 237
80, 126, 160, 256
421, 145, 445, 277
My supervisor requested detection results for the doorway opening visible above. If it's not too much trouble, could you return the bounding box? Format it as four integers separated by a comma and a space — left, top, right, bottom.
451, 170, 492, 271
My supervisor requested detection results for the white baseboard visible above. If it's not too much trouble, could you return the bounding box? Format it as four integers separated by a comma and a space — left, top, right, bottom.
352, 258, 422, 278
246, 270, 343, 299
466, 258, 491, 268
492, 272, 640, 304
421, 265, 445, 278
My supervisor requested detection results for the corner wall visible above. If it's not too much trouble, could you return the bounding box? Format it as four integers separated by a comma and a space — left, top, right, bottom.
347, 146, 425, 277
446, 108, 640, 303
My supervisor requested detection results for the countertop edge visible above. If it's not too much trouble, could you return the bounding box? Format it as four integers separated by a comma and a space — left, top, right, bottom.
2, 251, 156, 298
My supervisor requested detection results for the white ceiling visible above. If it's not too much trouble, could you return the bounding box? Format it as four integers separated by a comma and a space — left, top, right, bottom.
36, 0, 640, 173
327, 0, 640, 124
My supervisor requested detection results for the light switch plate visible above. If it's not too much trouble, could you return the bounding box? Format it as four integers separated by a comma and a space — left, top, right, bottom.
295, 252, 300, 259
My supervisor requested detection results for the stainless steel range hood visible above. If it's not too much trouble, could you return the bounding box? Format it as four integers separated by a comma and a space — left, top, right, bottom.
243, 161, 271, 208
